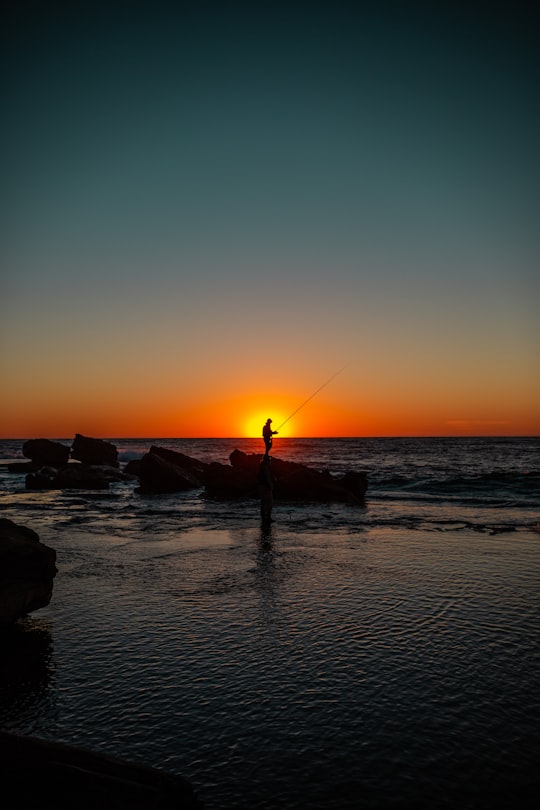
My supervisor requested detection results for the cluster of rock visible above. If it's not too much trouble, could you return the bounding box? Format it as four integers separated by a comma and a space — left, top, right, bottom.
8, 436, 368, 502
132, 445, 367, 503
9, 434, 134, 490
0, 518, 57, 626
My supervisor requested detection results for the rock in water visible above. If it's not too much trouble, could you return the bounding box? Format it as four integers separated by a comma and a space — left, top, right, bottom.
22, 438, 70, 467
137, 451, 203, 493
0, 519, 57, 626
71, 434, 119, 467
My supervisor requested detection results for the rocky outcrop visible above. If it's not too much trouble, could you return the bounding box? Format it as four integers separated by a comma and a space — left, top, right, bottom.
137, 450, 204, 494
71, 434, 119, 467
0, 731, 203, 809
207, 450, 367, 503
0, 519, 57, 626
204, 461, 259, 499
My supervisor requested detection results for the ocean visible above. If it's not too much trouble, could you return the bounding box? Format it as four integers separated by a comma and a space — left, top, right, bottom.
1, 436, 539, 808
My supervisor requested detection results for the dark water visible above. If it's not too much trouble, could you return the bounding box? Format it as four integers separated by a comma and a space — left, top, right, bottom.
1, 437, 539, 808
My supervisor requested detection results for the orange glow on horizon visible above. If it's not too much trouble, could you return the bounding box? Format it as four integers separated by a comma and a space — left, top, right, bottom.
1, 381, 539, 439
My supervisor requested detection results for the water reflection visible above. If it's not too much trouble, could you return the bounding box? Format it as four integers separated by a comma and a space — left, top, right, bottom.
0, 618, 55, 728
254, 524, 279, 625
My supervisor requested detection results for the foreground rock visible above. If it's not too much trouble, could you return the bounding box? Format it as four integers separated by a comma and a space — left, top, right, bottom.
0, 519, 57, 626
0, 731, 203, 809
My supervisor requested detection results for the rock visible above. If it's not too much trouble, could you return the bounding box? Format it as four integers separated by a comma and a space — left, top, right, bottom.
224, 449, 367, 503
123, 459, 142, 476
137, 452, 203, 494
25, 466, 61, 490
203, 461, 259, 499
21, 438, 70, 468
8, 461, 42, 473
149, 445, 208, 479
0, 518, 57, 626
71, 434, 119, 467
54, 464, 124, 489
335, 470, 368, 499
25, 464, 133, 491
0, 731, 203, 810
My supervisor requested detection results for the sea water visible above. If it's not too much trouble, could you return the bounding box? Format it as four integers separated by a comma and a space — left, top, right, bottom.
1, 437, 539, 808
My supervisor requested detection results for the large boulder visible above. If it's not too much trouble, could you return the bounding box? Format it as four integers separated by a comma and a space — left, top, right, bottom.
149, 445, 208, 479
137, 452, 203, 494
9, 439, 72, 472
22, 438, 71, 467
71, 434, 119, 467
0, 519, 57, 626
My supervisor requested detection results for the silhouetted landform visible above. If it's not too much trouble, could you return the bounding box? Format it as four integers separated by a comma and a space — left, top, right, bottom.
12, 435, 133, 490
209, 449, 367, 503
137, 445, 208, 493
71, 433, 119, 466
0, 518, 57, 626
137, 446, 367, 502
8, 436, 367, 502
0, 731, 203, 810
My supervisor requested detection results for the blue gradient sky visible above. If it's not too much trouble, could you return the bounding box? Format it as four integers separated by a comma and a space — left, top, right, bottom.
2, 1, 538, 437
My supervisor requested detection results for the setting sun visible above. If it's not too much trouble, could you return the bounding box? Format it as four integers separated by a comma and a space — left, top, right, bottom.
244, 413, 289, 439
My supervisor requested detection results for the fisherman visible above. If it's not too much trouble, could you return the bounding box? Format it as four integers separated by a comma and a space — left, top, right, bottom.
262, 418, 278, 455
257, 453, 274, 523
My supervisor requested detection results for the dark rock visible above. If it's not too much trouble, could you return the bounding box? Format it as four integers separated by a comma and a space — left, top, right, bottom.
22, 438, 70, 467
123, 459, 142, 476
0, 731, 203, 810
204, 461, 258, 499
25, 466, 60, 490
25, 463, 134, 491
71, 434, 119, 467
0, 518, 57, 626
336, 470, 368, 499
8, 461, 41, 473
137, 452, 203, 494
54, 464, 126, 489
149, 445, 208, 479
225, 449, 367, 503
229, 448, 261, 471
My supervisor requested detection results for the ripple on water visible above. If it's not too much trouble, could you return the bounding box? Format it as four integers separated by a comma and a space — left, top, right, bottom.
1, 523, 539, 809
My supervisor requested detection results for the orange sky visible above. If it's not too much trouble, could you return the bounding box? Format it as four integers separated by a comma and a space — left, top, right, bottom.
2, 3, 539, 440
1, 364, 538, 438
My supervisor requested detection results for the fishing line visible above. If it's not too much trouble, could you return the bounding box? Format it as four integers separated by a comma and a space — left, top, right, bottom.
276, 364, 348, 432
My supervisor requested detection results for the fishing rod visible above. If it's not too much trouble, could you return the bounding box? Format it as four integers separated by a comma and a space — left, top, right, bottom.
275, 364, 348, 432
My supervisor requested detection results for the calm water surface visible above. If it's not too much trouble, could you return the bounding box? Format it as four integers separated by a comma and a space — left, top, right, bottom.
1, 437, 539, 808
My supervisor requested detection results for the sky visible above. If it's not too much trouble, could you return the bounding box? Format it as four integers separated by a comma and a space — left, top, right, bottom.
2, 0, 539, 438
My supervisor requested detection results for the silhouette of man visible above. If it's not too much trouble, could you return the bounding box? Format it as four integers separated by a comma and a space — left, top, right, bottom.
262, 418, 278, 455
257, 453, 274, 523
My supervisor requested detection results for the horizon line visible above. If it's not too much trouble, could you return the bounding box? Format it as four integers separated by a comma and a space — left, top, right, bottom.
2, 435, 539, 441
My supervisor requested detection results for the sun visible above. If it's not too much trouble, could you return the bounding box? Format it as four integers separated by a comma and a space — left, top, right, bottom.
244, 412, 289, 438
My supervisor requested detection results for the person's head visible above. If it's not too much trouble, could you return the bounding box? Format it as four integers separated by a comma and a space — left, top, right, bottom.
266, 418, 272, 425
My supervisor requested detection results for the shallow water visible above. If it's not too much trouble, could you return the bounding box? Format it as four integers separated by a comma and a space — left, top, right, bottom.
1, 437, 540, 808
